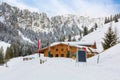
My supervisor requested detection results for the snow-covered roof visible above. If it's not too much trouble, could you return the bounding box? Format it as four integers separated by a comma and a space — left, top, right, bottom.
39, 41, 96, 53
40, 42, 80, 51
50, 41, 95, 47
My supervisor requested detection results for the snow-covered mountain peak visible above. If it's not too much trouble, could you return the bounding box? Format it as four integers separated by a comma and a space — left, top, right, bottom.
0, 2, 105, 49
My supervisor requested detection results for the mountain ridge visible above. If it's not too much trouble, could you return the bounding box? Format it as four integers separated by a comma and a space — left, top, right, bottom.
0, 2, 104, 48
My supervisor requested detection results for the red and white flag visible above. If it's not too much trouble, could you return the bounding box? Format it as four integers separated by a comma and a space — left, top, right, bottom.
38, 39, 41, 49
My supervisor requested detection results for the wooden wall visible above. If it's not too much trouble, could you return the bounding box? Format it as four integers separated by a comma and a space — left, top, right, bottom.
44, 44, 77, 57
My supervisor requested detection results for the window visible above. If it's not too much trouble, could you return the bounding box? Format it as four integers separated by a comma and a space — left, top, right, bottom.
61, 54, 64, 57
55, 54, 59, 57
51, 54, 53, 57
56, 49, 58, 51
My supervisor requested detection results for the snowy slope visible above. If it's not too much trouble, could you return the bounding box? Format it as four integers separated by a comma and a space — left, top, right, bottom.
0, 16, 5, 23
0, 41, 10, 55
81, 20, 120, 52
18, 30, 34, 44
0, 43, 120, 80
88, 43, 120, 64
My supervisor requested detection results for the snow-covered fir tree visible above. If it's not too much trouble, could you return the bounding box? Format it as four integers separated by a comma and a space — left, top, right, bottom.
83, 26, 89, 36
102, 27, 118, 50
0, 47, 4, 65
5, 47, 11, 62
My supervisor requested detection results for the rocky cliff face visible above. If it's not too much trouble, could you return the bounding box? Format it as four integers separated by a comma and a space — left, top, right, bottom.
0, 2, 104, 48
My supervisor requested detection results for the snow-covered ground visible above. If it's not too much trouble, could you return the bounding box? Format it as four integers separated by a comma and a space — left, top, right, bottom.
0, 41, 10, 55
0, 43, 120, 80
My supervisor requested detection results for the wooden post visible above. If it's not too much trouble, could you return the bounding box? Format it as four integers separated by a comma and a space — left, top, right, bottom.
97, 54, 100, 64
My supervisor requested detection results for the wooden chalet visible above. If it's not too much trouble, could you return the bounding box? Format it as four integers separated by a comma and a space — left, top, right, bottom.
38, 42, 97, 58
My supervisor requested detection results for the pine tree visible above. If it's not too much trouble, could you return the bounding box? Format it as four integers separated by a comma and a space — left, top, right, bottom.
9, 45, 14, 58
9, 43, 19, 58
5, 47, 11, 61
0, 47, 4, 65
102, 27, 118, 50
60, 36, 65, 42
13, 43, 19, 57
104, 17, 108, 24
104, 17, 110, 24
110, 15, 113, 22
27, 48, 32, 55
79, 30, 82, 37
72, 37, 76, 41
114, 15, 118, 22
94, 23, 98, 30
79, 30, 82, 40
89, 27, 94, 33
68, 35, 71, 41
83, 26, 89, 36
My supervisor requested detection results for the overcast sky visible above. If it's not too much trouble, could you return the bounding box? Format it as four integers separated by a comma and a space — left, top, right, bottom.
2, 0, 120, 18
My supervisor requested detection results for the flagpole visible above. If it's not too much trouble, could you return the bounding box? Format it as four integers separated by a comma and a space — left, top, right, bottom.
38, 39, 41, 57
